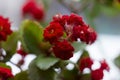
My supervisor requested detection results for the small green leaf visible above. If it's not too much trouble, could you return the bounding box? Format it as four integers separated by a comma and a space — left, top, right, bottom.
0, 62, 11, 69
114, 55, 120, 69
14, 71, 30, 80
79, 74, 91, 80
36, 55, 59, 70
28, 59, 56, 80
72, 42, 86, 53
60, 68, 79, 80
20, 20, 44, 55
80, 50, 89, 59
1, 32, 18, 61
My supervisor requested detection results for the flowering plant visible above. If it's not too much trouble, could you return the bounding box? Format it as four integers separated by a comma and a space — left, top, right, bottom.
2, 0, 120, 80
0, 13, 110, 80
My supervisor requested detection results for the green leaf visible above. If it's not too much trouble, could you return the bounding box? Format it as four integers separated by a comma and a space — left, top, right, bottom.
1, 32, 18, 61
28, 59, 56, 80
14, 71, 30, 80
114, 55, 120, 69
79, 74, 91, 80
20, 20, 44, 55
72, 42, 86, 53
60, 68, 79, 80
80, 50, 89, 59
36, 55, 59, 70
0, 62, 11, 69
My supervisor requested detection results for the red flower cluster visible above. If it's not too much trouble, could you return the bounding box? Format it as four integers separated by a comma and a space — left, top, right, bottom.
51, 13, 97, 44
53, 40, 74, 60
43, 14, 97, 60
0, 16, 12, 41
79, 57, 110, 80
22, 0, 44, 21
79, 57, 93, 72
0, 67, 13, 80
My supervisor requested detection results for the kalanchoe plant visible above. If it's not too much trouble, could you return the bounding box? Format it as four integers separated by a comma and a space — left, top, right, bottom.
0, 13, 110, 80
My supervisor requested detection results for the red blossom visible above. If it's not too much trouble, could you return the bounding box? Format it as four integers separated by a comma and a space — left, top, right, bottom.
52, 40, 74, 60
22, 0, 44, 21
0, 67, 13, 80
17, 48, 28, 57
79, 57, 93, 72
0, 16, 12, 41
91, 69, 104, 80
43, 22, 64, 44
72, 25, 97, 44
51, 13, 97, 44
69, 13, 85, 26
100, 60, 110, 71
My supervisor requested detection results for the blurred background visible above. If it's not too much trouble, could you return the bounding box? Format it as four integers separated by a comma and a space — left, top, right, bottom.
0, 0, 120, 80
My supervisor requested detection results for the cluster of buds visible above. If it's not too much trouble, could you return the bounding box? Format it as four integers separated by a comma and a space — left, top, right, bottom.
43, 13, 97, 60
22, 0, 44, 21
79, 57, 110, 80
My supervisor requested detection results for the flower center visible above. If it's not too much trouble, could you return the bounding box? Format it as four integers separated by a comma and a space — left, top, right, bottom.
50, 29, 54, 34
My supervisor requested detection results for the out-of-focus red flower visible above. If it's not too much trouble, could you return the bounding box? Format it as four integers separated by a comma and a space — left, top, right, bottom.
79, 57, 93, 72
22, 0, 44, 21
17, 48, 28, 57
43, 22, 64, 44
0, 16, 12, 41
91, 69, 104, 80
100, 60, 110, 71
0, 67, 13, 80
52, 40, 74, 60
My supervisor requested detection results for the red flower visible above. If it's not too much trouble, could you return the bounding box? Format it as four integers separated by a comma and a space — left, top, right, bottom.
22, 0, 44, 21
79, 57, 93, 72
100, 60, 110, 71
17, 48, 28, 57
31, 6, 44, 21
0, 16, 12, 41
69, 13, 85, 26
52, 40, 74, 60
91, 69, 104, 80
72, 25, 97, 44
0, 67, 13, 80
51, 13, 97, 44
43, 22, 64, 44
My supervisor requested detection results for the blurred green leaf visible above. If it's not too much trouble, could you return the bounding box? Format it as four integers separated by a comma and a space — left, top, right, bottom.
0, 62, 11, 69
114, 55, 120, 69
28, 59, 56, 80
20, 20, 44, 55
72, 42, 86, 53
60, 68, 79, 80
80, 50, 89, 59
36, 55, 59, 70
101, 5, 120, 16
1, 31, 19, 61
79, 74, 91, 80
14, 71, 30, 80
